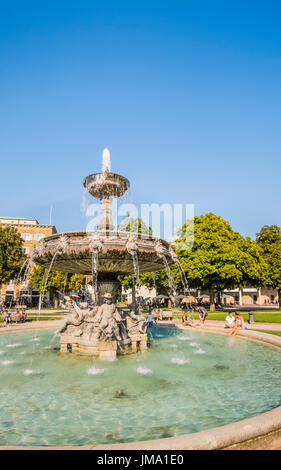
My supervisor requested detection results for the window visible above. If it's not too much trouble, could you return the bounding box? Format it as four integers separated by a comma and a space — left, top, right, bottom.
33, 234, 45, 241
271, 295, 275, 303
22, 233, 32, 241
23, 247, 29, 254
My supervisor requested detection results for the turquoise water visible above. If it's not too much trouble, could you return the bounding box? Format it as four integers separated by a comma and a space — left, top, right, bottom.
0, 326, 280, 446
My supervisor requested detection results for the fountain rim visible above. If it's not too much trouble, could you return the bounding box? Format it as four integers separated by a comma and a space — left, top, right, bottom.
32, 230, 176, 275
83, 171, 130, 188
37, 230, 172, 247
0, 325, 280, 450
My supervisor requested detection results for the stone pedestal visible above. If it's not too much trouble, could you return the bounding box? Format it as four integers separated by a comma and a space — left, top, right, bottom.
130, 334, 147, 352
60, 334, 118, 358
98, 340, 117, 359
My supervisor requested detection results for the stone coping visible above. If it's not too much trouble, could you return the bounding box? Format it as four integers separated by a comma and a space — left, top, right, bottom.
0, 322, 280, 450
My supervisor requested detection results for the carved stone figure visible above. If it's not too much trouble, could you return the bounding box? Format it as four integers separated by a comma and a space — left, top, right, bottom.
92, 293, 124, 342
125, 308, 147, 336
55, 295, 86, 336
57, 291, 147, 357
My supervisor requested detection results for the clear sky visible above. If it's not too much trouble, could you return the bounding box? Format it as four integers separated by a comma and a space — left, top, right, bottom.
1, 1, 281, 238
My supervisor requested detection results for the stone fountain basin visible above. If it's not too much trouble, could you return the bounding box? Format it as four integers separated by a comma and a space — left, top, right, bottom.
83, 172, 130, 199
33, 231, 175, 275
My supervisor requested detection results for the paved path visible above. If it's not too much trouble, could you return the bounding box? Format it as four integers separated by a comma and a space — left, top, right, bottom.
0, 319, 60, 334
163, 318, 281, 332
204, 319, 281, 331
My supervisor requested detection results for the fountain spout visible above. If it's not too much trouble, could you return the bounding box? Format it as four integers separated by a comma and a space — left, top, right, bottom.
102, 148, 111, 173
83, 148, 130, 232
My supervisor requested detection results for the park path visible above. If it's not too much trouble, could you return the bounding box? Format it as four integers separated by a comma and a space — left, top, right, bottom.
1, 317, 281, 333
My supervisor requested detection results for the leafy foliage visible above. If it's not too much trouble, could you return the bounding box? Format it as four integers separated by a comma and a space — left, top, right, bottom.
29, 266, 86, 295
68, 273, 86, 291
175, 213, 265, 290
0, 226, 26, 284
257, 225, 281, 296
118, 217, 152, 235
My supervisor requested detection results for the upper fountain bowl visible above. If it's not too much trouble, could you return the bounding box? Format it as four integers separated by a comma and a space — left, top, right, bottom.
83, 172, 130, 199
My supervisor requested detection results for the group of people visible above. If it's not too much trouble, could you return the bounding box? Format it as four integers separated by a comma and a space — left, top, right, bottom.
181, 308, 246, 336
224, 312, 246, 336
146, 307, 164, 326
182, 306, 208, 327
1, 309, 28, 326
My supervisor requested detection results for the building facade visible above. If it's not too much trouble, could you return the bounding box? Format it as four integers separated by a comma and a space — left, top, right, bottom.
0, 217, 57, 305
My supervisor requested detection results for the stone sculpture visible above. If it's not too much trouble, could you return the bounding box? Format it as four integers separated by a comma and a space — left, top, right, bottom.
58, 292, 147, 358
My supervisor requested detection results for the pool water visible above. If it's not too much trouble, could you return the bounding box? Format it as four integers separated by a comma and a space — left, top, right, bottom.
0, 327, 280, 446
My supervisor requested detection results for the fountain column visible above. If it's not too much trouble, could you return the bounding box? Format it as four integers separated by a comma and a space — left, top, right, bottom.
98, 196, 114, 231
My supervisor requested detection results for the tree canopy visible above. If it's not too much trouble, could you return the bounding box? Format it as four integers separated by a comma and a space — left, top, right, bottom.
118, 217, 152, 235
257, 225, 281, 302
174, 213, 266, 309
29, 266, 86, 304
0, 226, 26, 284
118, 213, 267, 308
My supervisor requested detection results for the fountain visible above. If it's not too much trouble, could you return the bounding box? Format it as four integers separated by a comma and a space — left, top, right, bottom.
32, 149, 179, 358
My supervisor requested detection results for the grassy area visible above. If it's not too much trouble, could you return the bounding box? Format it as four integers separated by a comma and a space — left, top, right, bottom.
26, 308, 65, 311
0, 317, 63, 323
141, 311, 281, 323
253, 329, 281, 337
27, 313, 66, 316
182, 313, 281, 323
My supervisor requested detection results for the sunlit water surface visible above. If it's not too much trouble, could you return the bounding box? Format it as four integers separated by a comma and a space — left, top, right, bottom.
0, 327, 280, 446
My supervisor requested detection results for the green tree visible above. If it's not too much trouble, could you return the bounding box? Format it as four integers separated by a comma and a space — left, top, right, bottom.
117, 217, 170, 294
30, 266, 69, 307
257, 225, 281, 305
118, 217, 152, 235
68, 273, 86, 291
30, 267, 87, 306
175, 213, 266, 311
0, 226, 26, 285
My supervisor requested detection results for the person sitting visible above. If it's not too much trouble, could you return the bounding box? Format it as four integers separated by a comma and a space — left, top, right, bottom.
10, 311, 16, 324
153, 308, 159, 323
195, 305, 208, 326
225, 312, 235, 328
182, 312, 200, 328
228, 313, 245, 336
21, 310, 27, 322
4, 311, 10, 326
14, 311, 21, 324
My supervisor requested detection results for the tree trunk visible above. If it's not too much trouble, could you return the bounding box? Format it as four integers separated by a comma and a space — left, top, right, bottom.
54, 293, 59, 309
278, 290, 281, 308
209, 289, 216, 312
217, 290, 222, 306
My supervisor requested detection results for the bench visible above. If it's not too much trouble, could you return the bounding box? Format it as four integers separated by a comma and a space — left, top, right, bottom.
159, 311, 173, 321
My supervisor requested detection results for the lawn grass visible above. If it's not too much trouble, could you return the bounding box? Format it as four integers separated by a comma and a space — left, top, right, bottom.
142, 311, 281, 323
185, 313, 281, 323
0, 317, 63, 323
252, 329, 281, 337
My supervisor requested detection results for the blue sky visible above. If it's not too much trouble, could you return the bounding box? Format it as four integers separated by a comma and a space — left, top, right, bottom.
0, 1, 281, 238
